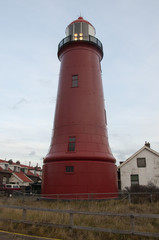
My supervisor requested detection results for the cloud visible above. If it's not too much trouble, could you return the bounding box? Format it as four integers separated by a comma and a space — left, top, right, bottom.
28, 151, 36, 156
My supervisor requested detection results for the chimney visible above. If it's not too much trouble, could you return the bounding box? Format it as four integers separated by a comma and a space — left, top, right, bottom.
8, 159, 13, 164
145, 141, 150, 148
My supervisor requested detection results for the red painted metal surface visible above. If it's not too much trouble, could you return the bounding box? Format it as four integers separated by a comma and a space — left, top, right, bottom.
67, 16, 95, 29
42, 18, 118, 199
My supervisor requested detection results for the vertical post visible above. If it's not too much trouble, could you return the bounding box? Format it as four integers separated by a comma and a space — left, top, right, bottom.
130, 215, 135, 233
22, 192, 25, 202
150, 194, 153, 203
69, 211, 73, 228
22, 207, 27, 221
69, 211, 73, 237
128, 193, 131, 203
91, 193, 94, 200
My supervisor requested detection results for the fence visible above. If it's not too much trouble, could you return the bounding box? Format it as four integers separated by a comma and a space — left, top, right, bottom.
0, 204, 159, 238
10, 191, 159, 203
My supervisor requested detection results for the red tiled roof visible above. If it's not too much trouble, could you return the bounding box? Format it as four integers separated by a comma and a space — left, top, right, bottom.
27, 171, 38, 177
20, 163, 30, 168
8, 168, 32, 182
27, 170, 34, 176
20, 164, 42, 171
14, 172, 32, 183
0, 159, 7, 163
27, 170, 41, 178
0, 159, 42, 172
36, 173, 42, 179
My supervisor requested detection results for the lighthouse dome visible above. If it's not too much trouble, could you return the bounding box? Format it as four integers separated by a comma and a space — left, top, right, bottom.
65, 17, 96, 40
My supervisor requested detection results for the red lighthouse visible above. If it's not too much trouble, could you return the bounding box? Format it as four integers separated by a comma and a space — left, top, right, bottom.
42, 17, 118, 199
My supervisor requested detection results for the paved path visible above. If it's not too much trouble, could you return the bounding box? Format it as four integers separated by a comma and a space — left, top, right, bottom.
0, 230, 60, 240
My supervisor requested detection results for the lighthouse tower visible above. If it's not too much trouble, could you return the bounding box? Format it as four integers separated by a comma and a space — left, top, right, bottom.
42, 17, 118, 199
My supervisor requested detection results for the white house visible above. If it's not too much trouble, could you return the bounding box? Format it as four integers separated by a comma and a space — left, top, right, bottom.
118, 142, 159, 190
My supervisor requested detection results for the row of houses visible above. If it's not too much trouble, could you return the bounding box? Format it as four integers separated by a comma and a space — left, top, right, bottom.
0, 159, 42, 192
118, 142, 159, 190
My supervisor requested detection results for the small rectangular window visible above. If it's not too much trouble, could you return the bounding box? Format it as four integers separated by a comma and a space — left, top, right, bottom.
66, 166, 74, 173
82, 22, 88, 36
131, 175, 139, 186
68, 136, 76, 152
75, 23, 80, 34
68, 24, 73, 36
4, 164, 8, 170
72, 75, 78, 88
137, 158, 146, 168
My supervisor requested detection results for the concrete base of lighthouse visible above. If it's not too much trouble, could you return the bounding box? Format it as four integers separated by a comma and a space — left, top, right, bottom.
42, 161, 118, 199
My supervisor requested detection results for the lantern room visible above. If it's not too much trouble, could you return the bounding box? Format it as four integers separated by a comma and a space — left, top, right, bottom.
58, 17, 103, 59
65, 16, 96, 41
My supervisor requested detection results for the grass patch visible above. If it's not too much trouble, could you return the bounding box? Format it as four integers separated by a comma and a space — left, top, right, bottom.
0, 197, 159, 239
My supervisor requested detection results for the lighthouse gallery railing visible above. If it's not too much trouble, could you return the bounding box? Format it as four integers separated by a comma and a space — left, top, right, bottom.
58, 35, 103, 53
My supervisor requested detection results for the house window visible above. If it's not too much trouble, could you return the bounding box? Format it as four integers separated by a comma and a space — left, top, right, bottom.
3, 177, 7, 184
4, 164, 8, 170
66, 166, 74, 173
131, 175, 139, 186
68, 136, 76, 152
137, 158, 146, 168
13, 166, 17, 172
21, 168, 28, 174
72, 75, 78, 88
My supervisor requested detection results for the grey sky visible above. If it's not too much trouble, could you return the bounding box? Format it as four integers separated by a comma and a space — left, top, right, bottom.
0, 0, 159, 166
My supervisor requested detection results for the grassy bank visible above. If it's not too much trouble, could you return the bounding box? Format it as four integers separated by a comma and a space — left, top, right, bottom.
0, 197, 159, 240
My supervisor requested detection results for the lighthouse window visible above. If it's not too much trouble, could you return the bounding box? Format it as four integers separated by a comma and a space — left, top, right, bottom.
72, 75, 78, 88
66, 166, 74, 173
68, 24, 73, 36
68, 136, 76, 152
82, 23, 88, 37
75, 22, 81, 34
